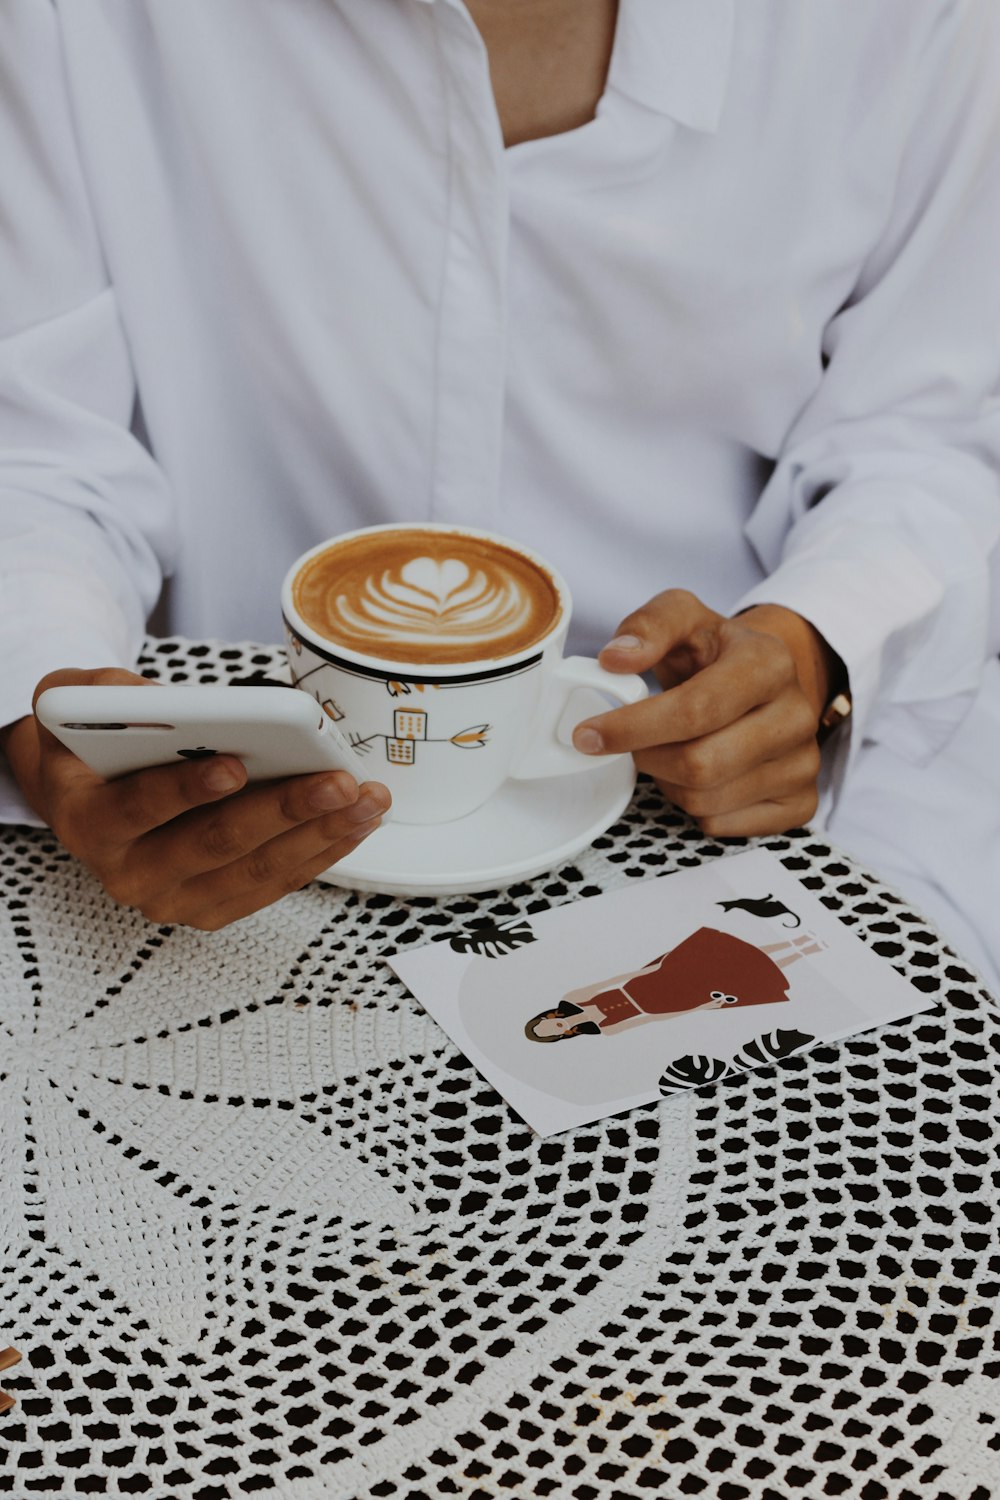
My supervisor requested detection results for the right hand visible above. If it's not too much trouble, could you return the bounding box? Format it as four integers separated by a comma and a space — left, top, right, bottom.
1, 667, 390, 931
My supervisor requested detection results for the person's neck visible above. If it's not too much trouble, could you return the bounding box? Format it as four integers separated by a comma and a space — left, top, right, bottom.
464, 0, 619, 147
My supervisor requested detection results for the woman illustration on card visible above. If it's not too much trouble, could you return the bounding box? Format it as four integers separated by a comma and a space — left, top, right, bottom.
524, 927, 823, 1043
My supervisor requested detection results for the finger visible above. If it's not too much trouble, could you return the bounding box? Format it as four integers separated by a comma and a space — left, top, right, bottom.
650, 740, 822, 820
574, 635, 796, 756
140, 772, 389, 882
32, 664, 156, 713
175, 792, 386, 906
678, 788, 820, 840
144, 817, 385, 931
97, 775, 387, 913
633, 694, 819, 791
33, 666, 161, 792
85, 754, 251, 847
596, 589, 720, 678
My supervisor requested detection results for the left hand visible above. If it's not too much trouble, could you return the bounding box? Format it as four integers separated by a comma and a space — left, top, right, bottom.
572, 590, 844, 837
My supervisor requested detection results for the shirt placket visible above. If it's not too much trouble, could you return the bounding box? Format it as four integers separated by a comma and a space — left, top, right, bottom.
425, 0, 509, 530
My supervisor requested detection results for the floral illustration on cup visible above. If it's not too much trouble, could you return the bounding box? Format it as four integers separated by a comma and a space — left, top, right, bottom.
387, 680, 441, 699
348, 708, 490, 766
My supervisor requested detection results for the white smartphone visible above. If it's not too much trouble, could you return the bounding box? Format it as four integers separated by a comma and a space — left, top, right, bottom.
34, 684, 371, 785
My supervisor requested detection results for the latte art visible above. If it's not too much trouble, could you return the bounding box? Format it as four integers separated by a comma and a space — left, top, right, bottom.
291, 529, 562, 665
337, 556, 535, 648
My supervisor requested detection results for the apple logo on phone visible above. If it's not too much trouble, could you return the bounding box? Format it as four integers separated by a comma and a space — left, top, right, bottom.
177, 747, 218, 760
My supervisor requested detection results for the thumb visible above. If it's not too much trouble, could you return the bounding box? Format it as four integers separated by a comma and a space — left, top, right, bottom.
598, 589, 724, 685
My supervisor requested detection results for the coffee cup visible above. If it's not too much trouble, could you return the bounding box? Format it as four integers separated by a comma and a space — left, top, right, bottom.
280, 523, 647, 824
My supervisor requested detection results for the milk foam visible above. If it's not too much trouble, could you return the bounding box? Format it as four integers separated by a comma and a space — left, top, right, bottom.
291, 529, 561, 665
331, 556, 534, 647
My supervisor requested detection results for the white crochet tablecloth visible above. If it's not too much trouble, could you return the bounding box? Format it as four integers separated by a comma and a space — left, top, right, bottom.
2, 639, 999, 1500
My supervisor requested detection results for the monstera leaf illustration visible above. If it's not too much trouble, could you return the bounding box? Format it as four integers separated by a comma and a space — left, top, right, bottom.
445, 919, 536, 958
658, 1055, 737, 1096
731, 1029, 816, 1069
659, 1029, 817, 1098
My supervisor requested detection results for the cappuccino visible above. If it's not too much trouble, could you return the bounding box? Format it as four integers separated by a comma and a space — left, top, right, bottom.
291, 527, 561, 665
282, 523, 646, 827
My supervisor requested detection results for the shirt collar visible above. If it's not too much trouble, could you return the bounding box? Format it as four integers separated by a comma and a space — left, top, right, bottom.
411, 0, 735, 136
612, 0, 735, 134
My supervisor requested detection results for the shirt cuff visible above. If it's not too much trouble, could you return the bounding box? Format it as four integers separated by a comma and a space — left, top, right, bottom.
0, 569, 139, 826
732, 540, 976, 827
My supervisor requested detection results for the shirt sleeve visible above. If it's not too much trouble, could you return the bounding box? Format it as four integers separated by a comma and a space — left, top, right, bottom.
0, 1, 176, 817
734, 0, 1000, 819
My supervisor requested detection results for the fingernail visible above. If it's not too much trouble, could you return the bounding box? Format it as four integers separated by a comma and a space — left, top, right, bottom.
202, 761, 243, 792
350, 815, 383, 841
309, 775, 355, 812
602, 634, 643, 653
346, 790, 388, 824
573, 725, 604, 755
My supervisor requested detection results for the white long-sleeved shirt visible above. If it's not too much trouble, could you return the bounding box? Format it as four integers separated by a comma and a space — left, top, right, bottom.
2, 0, 1000, 827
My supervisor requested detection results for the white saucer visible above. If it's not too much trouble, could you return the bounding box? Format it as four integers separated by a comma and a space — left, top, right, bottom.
316, 756, 636, 897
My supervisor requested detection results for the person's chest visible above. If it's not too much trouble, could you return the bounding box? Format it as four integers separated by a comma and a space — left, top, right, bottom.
56, 0, 919, 639
68, 0, 902, 442
463, 0, 618, 146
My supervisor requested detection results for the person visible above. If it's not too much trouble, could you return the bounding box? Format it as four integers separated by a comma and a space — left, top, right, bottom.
1, 2, 998, 984
523, 927, 830, 1042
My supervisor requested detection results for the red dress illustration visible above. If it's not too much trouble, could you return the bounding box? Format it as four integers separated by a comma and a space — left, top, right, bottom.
584, 927, 790, 1030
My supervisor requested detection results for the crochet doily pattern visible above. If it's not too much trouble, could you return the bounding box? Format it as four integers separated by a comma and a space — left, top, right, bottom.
1, 639, 998, 1500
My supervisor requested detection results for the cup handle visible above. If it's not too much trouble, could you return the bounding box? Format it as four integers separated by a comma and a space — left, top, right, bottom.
510, 656, 648, 780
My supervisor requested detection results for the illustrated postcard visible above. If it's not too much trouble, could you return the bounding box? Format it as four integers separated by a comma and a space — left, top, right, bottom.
388, 848, 936, 1136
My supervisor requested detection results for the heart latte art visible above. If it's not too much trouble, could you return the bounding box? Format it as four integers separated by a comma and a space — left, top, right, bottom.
339, 557, 530, 646
291, 530, 562, 665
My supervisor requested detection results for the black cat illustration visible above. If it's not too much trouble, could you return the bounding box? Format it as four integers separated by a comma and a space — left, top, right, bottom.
716, 894, 800, 928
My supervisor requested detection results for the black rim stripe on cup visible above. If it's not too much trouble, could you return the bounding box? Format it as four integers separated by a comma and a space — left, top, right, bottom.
282, 617, 544, 686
